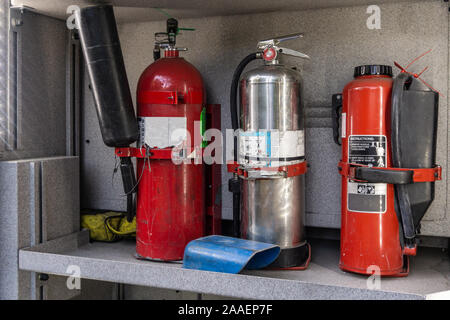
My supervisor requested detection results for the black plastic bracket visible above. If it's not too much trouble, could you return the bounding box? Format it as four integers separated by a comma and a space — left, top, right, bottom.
332, 93, 342, 145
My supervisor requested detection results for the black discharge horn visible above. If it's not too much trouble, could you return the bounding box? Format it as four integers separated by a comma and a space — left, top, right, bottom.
76, 5, 138, 221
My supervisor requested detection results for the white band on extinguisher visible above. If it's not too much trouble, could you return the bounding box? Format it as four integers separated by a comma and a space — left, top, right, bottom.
341, 113, 346, 138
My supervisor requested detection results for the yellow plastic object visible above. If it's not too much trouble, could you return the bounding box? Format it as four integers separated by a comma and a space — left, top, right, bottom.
81, 212, 136, 242
106, 215, 136, 236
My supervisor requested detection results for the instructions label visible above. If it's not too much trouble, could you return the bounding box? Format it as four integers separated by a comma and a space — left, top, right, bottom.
347, 135, 387, 213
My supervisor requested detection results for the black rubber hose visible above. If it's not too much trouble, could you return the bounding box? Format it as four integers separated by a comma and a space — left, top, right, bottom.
229, 52, 260, 238
228, 177, 241, 237
232, 192, 240, 237
153, 46, 161, 61
126, 194, 134, 222
120, 157, 138, 222
230, 53, 259, 134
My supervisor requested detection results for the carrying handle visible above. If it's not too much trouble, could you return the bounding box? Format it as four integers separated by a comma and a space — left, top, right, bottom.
257, 33, 310, 62
278, 47, 310, 60
332, 94, 342, 145
257, 33, 304, 49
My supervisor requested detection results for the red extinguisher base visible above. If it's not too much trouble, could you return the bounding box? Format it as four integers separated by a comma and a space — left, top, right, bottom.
135, 243, 184, 262
339, 255, 410, 277
135, 251, 183, 262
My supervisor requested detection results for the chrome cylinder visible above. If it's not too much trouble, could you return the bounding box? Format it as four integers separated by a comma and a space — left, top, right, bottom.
239, 64, 306, 249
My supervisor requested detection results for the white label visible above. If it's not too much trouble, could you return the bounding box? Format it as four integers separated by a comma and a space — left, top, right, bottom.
341, 113, 346, 138
238, 130, 305, 168
348, 182, 387, 195
271, 131, 305, 159
138, 116, 187, 149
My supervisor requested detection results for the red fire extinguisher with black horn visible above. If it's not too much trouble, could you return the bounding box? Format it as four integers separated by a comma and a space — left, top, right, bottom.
76, 5, 221, 261
333, 64, 441, 276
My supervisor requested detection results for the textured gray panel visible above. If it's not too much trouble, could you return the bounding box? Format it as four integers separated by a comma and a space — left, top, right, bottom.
0, 1, 7, 151
79, 2, 449, 235
123, 285, 198, 300
65, 31, 82, 157
0, 161, 33, 299
41, 157, 80, 241
0, 9, 67, 161
422, 8, 450, 237
43, 275, 81, 300
305, 128, 341, 228
0, 157, 80, 299
71, 279, 116, 300
80, 69, 127, 211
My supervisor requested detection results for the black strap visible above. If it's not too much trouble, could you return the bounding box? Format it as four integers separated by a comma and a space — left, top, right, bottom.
354, 167, 413, 184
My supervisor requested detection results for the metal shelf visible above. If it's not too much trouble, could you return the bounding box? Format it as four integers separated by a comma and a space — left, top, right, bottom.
19, 230, 450, 300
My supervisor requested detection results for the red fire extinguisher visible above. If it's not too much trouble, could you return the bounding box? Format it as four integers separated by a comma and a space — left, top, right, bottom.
133, 19, 204, 261
134, 53, 205, 261
333, 65, 441, 276
115, 18, 222, 261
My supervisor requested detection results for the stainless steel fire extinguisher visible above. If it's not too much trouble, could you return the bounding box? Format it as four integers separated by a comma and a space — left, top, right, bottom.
228, 34, 311, 268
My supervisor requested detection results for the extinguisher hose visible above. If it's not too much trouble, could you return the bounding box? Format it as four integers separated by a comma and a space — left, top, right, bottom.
230, 53, 259, 133
119, 157, 138, 222
229, 52, 260, 238
153, 45, 161, 61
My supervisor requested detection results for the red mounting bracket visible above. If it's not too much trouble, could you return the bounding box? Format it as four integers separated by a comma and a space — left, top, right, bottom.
227, 161, 308, 178
115, 147, 172, 160
338, 161, 442, 183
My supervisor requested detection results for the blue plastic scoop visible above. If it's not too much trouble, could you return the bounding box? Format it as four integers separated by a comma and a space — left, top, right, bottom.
182, 235, 280, 274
